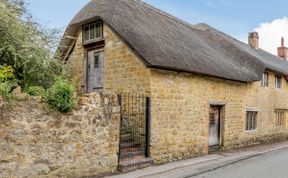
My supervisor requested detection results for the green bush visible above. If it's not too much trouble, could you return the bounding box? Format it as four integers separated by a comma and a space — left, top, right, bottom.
0, 80, 16, 98
0, 66, 15, 82
46, 78, 75, 113
25, 86, 46, 97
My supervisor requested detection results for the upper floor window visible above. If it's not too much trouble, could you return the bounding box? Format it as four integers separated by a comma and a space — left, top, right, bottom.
275, 75, 282, 88
83, 21, 103, 43
261, 72, 268, 87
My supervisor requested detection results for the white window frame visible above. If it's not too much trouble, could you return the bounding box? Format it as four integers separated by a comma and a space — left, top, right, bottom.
261, 72, 268, 87
275, 75, 282, 88
246, 111, 257, 131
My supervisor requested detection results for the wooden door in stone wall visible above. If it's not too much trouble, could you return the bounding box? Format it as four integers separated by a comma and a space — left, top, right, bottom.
208, 106, 221, 147
87, 49, 104, 92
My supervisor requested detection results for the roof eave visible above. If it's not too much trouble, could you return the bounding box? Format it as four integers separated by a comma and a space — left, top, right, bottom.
148, 65, 255, 83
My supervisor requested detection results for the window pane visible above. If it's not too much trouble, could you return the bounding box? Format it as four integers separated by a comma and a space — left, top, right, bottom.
95, 23, 101, 38
90, 24, 95, 39
246, 112, 249, 130
246, 111, 257, 130
84, 26, 90, 41
275, 76, 282, 88
276, 111, 285, 126
253, 112, 257, 129
210, 113, 215, 127
261, 73, 268, 87
250, 113, 253, 130
261, 74, 265, 86
94, 53, 99, 67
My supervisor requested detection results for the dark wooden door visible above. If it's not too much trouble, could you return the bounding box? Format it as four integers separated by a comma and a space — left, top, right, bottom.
87, 49, 104, 92
208, 106, 220, 147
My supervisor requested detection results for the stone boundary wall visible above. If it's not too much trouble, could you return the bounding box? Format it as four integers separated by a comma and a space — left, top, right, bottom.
0, 93, 120, 178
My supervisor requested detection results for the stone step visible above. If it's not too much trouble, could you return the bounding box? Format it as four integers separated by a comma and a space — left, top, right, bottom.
121, 127, 133, 132
120, 131, 133, 136
118, 157, 154, 172
120, 142, 141, 149
120, 138, 135, 144
119, 148, 145, 159
120, 133, 133, 140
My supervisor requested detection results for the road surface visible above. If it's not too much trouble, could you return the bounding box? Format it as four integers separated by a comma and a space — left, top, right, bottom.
192, 148, 288, 178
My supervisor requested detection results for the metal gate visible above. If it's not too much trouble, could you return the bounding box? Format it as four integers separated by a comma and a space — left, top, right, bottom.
0, 101, 3, 119
118, 94, 151, 162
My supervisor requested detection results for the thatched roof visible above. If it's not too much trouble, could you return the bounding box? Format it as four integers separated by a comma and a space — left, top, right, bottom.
58, 0, 288, 82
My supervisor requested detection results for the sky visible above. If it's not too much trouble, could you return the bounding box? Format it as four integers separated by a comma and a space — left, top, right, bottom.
25, 0, 288, 55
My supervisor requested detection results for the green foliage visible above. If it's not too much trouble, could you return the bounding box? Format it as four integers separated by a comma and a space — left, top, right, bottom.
46, 78, 75, 113
0, 0, 63, 88
0, 0, 77, 109
25, 86, 46, 97
0, 66, 15, 82
0, 65, 17, 98
0, 80, 16, 98
0, 82, 12, 98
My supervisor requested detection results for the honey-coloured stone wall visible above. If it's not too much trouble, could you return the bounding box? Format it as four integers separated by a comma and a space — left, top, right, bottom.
0, 93, 120, 178
103, 25, 151, 95
149, 69, 288, 163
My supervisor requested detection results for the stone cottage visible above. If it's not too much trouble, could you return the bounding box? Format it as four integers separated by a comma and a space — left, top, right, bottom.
58, 0, 288, 172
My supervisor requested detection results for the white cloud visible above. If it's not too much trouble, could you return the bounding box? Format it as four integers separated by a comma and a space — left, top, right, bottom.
253, 17, 288, 55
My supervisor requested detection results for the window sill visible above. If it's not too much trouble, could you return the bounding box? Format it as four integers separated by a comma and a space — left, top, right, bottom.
246, 129, 257, 133
83, 38, 105, 46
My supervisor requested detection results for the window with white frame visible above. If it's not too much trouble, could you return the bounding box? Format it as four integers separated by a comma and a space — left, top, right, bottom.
276, 111, 285, 126
83, 21, 103, 43
275, 75, 282, 88
261, 72, 268, 87
246, 111, 257, 131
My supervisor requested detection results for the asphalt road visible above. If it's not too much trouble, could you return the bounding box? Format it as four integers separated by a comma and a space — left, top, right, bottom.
192, 148, 288, 178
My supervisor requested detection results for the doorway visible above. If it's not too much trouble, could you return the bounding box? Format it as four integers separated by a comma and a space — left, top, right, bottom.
208, 106, 222, 147
86, 48, 104, 92
118, 94, 151, 162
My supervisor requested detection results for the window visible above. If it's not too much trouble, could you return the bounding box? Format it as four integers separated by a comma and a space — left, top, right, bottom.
276, 111, 285, 126
94, 53, 99, 67
246, 111, 257, 131
83, 21, 103, 42
261, 72, 268, 87
210, 113, 215, 127
275, 75, 282, 88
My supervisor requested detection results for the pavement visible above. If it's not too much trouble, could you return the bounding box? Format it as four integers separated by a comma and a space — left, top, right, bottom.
192, 148, 288, 178
106, 141, 288, 178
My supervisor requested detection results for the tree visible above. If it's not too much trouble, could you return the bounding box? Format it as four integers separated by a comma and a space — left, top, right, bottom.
0, 0, 63, 88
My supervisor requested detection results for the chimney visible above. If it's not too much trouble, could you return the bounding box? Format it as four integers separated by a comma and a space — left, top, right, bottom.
248, 32, 259, 50
277, 37, 288, 60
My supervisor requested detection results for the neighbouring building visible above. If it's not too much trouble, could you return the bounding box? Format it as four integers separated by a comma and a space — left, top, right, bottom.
57, 0, 288, 173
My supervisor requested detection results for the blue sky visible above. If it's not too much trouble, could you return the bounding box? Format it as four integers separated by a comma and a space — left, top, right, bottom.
25, 0, 288, 54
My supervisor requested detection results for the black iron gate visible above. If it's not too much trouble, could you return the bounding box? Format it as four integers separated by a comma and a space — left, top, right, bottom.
0, 102, 3, 119
118, 94, 151, 161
